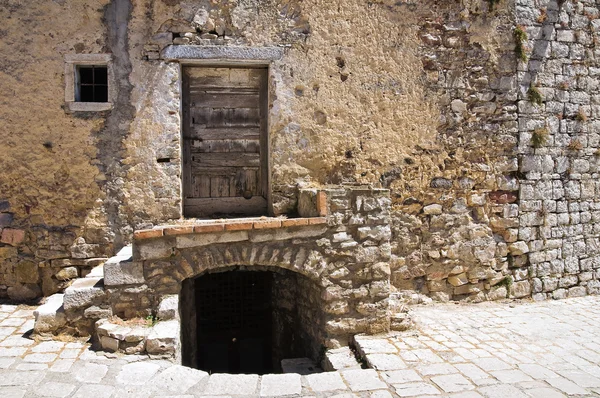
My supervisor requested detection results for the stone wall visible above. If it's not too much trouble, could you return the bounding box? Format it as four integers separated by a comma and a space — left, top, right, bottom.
59, 187, 393, 356
515, 0, 600, 300
2, 0, 600, 304
388, 0, 522, 301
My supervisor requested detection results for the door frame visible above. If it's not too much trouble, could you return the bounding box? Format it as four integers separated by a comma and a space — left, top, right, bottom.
179, 61, 272, 218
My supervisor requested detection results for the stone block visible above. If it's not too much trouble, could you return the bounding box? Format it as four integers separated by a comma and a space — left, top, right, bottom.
84, 306, 112, 319
7, 283, 41, 300
134, 237, 176, 260
568, 286, 586, 297
511, 280, 531, 298
1, 229, 25, 246
203, 373, 259, 396
341, 369, 387, 392
508, 241, 529, 255
70, 237, 105, 259
306, 371, 347, 392
298, 189, 319, 218
157, 295, 178, 320
151, 365, 208, 394
0, 246, 17, 259
33, 294, 66, 334
448, 273, 468, 287
55, 267, 78, 281
100, 335, 119, 352
163, 45, 284, 62
146, 320, 179, 355
322, 347, 361, 371
15, 261, 39, 283
260, 373, 302, 396
175, 231, 248, 250
0, 213, 14, 227
63, 277, 105, 311
357, 225, 391, 241
103, 260, 144, 287
354, 335, 397, 356
249, 225, 326, 243
366, 353, 407, 370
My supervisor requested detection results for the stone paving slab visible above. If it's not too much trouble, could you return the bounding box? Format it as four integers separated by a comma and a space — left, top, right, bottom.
1, 296, 600, 397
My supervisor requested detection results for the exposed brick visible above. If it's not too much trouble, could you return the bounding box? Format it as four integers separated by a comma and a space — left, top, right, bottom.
281, 218, 309, 227
164, 226, 194, 235
253, 219, 282, 229
224, 222, 253, 231
308, 217, 327, 225
133, 229, 164, 240
0, 228, 25, 246
317, 191, 328, 216
194, 223, 225, 233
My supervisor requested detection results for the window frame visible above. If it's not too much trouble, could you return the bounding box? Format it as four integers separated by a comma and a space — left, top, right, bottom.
64, 54, 115, 112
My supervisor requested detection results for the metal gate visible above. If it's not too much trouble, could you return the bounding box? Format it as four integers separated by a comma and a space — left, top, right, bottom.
195, 271, 273, 374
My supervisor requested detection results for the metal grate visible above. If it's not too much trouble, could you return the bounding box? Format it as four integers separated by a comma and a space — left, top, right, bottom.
195, 271, 271, 336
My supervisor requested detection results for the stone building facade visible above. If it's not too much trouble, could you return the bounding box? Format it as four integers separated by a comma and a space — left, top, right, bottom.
1, 0, 600, 341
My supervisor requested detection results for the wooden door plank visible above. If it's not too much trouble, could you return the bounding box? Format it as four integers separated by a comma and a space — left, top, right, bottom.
210, 176, 230, 197
191, 153, 260, 168
184, 196, 268, 217
189, 87, 259, 95
187, 127, 260, 140
191, 139, 260, 153
190, 108, 261, 128
259, 68, 269, 198
193, 174, 210, 198
189, 166, 260, 177
188, 92, 260, 109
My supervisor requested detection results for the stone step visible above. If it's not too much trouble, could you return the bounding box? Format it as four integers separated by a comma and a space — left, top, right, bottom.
96, 317, 179, 358
33, 293, 66, 334
103, 245, 145, 287
322, 346, 362, 371
86, 264, 104, 279
63, 276, 106, 312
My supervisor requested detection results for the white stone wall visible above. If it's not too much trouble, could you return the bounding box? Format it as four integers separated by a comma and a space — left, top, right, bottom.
516, 0, 600, 300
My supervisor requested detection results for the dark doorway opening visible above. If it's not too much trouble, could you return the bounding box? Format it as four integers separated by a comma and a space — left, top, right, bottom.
181, 268, 323, 374
196, 271, 272, 374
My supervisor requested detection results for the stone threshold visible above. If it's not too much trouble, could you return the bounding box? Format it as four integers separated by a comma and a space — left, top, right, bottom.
133, 216, 328, 240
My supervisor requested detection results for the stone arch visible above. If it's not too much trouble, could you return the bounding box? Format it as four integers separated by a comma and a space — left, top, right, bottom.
179, 261, 326, 373
143, 240, 330, 297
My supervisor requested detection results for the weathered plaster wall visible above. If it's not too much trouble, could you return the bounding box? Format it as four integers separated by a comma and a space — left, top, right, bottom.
0, 1, 111, 300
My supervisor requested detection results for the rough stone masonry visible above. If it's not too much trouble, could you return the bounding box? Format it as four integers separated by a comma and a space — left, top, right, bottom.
1, 0, 599, 312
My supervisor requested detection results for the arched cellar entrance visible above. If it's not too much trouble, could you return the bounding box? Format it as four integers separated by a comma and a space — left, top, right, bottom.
180, 266, 324, 374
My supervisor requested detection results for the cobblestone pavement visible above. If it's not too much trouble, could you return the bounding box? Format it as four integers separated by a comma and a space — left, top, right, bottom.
1, 296, 600, 397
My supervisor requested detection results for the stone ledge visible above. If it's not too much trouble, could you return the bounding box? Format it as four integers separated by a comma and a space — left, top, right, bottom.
162, 45, 284, 61
133, 217, 327, 241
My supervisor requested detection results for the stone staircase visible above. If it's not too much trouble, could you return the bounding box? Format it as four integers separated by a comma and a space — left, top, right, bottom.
33, 245, 180, 359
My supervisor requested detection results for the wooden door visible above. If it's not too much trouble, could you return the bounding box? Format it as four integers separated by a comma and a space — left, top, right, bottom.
182, 67, 269, 218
